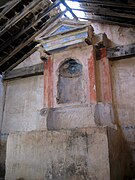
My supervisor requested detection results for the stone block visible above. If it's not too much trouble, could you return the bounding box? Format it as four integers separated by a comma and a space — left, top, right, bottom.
47, 104, 96, 130
95, 102, 115, 127
5, 127, 126, 180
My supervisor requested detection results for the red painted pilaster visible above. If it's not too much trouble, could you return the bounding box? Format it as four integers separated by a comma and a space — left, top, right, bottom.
44, 57, 53, 108
88, 47, 97, 103
100, 48, 112, 103
44, 60, 48, 107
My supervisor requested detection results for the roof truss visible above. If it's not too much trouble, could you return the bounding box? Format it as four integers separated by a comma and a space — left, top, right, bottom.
0, 0, 135, 72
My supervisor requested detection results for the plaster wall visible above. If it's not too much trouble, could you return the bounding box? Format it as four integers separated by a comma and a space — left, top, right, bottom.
45, 45, 97, 129
2, 75, 45, 134
52, 46, 92, 107
14, 23, 135, 71
111, 56, 135, 173
14, 51, 42, 69
91, 23, 135, 47
1, 22, 135, 179
5, 127, 112, 180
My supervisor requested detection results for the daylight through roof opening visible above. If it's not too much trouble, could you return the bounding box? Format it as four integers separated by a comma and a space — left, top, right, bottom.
60, 0, 85, 19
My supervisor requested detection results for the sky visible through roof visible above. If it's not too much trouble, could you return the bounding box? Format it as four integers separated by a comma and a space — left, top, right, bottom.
60, 0, 85, 19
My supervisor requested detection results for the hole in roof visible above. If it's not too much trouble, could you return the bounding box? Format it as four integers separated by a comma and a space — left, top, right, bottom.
60, 0, 85, 19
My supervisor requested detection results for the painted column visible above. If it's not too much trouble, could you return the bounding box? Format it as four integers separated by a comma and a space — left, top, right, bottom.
100, 48, 112, 103
44, 56, 53, 108
94, 48, 115, 127
88, 46, 97, 103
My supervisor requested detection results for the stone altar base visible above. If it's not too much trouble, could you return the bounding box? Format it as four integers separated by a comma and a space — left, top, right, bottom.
5, 127, 127, 180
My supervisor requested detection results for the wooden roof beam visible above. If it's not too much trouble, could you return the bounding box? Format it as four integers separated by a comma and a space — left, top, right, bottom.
4, 63, 44, 80
0, 0, 45, 36
78, 14, 135, 27
0, 10, 66, 67
0, 0, 20, 18
107, 43, 135, 59
66, 0, 135, 7
71, 6, 135, 19
0, 0, 61, 56
3, 47, 37, 72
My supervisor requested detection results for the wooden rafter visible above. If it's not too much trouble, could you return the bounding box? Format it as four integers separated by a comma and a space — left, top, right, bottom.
0, 0, 60, 55
4, 63, 44, 80
0, 0, 135, 72
0, 0, 62, 68
1, 10, 66, 72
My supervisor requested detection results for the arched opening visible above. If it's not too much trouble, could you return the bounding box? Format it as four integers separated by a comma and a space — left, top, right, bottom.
57, 58, 83, 104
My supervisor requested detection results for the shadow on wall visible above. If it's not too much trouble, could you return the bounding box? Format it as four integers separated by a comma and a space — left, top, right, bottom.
0, 140, 6, 179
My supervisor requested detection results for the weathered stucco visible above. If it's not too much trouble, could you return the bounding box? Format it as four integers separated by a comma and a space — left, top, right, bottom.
2, 75, 44, 134
52, 46, 92, 108
111, 56, 135, 175
1, 22, 135, 179
47, 104, 96, 130
15, 51, 42, 69
14, 23, 135, 71
91, 23, 135, 47
5, 127, 123, 180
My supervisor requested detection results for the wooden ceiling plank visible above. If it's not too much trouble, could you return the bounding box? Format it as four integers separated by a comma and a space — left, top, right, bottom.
0, 0, 20, 19
71, 6, 135, 19
107, 43, 135, 59
0, 0, 60, 52
1, 0, 135, 72
0, 0, 47, 36
66, 0, 135, 8
0, 10, 66, 67
78, 14, 135, 27
4, 62, 44, 80
4, 47, 37, 72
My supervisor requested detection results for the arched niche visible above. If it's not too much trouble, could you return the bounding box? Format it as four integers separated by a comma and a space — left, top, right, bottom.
57, 58, 83, 104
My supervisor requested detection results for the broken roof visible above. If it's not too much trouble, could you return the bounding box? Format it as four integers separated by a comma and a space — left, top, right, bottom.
0, 0, 135, 73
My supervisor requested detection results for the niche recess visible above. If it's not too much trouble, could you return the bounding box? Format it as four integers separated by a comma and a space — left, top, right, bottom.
57, 58, 83, 104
